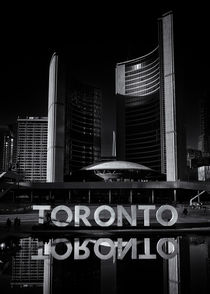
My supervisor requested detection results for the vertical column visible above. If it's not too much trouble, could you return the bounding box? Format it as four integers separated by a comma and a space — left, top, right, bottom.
160, 12, 178, 181
88, 190, 91, 204
47, 53, 65, 182
112, 130, 116, 158
173, 189, 177, 203
108, 190, 112, 204
151, 189, 155, 204
129, 190, 133, 204
68, 190, 71, 202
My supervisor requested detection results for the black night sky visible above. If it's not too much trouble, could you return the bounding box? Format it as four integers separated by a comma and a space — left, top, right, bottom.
1, 6, 209, 154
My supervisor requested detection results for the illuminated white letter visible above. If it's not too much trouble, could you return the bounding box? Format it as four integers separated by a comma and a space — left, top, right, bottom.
117, 205, 137, 226
51, 205, 73, 227
94, 205, 115, 227
138, 205, 156, 226
75, 206, 91, 227
32, 205, 51, 224
156, 205, 178, 226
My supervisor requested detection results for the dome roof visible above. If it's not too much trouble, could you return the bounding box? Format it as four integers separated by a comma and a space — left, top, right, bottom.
81, 160, 153, 171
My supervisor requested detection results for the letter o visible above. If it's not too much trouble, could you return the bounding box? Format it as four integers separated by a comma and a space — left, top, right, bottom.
51, 205, 73, 227
51, 238, 72, 260
94, 205, 115, 227
156, 205, 178, 226
156, 238, 178, 259
94, 238, 115, 260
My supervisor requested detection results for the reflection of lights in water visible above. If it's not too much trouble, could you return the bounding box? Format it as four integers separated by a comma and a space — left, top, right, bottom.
0, 243, 6, 249
89, 240, 143, 247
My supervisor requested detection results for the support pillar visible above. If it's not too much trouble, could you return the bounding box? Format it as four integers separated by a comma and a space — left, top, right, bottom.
151, 189, 155, 204
129, 190, 133, 204
108, 190, 112, 204
68, 190, 71, 202
88, 190, 91, 204
173, 189, 177, 203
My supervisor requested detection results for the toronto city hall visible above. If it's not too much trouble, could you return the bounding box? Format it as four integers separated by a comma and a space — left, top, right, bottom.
1, 10, 210, 294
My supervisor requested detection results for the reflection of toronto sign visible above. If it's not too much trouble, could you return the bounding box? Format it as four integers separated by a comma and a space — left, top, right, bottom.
32, 204, 178, 227
32, 204, 179, 261
32, 237, 178, 262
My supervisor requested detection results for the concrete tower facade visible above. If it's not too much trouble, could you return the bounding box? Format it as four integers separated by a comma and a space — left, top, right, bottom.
47, 53, 65, 182
47, 53, 102, 182
115, 11, 184, 181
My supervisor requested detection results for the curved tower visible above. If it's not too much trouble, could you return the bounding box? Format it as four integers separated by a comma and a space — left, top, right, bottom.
116, 47, 162, 172
116, 11, 182, 181
47, 53, 101, 182
65, 80, 101, 175
47, 53, 65, 182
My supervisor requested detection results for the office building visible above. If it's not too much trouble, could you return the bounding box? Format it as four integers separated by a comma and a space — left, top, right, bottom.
47, 53, 101, 182
198, 94, 210, 156
0, 124, 16, 172
17, 117, 48, 182
115, 11, 185, 181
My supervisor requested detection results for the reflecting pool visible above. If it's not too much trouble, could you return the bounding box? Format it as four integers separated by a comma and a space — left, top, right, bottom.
0, 232, 210, 294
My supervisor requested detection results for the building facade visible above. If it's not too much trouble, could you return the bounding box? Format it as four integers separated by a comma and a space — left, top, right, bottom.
64, 80, 101, 176
11, 237, 44, 288
198, 93, 210, 156
115, 11, 185, 181
47, 53, 101, 182
17, 117, 48, 182
0, 124, 16, 172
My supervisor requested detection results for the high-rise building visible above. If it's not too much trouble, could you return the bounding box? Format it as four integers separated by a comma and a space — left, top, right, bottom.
0, 124, 16, 171
47, 53, 101, 182
198, 93, 210, 156
115, 11, 185, 181
17, 117, 48, 182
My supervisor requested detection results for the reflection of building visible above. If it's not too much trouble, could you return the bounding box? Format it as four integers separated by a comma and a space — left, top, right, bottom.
189, 236, 210, 293
47, 53, 101, 182
0, 125, 16, 172
115, 11, 185, 181
17, 117, 48, 182
30, 236, 180, 294
180, 236, 210, 293
11, 237, 44, 288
